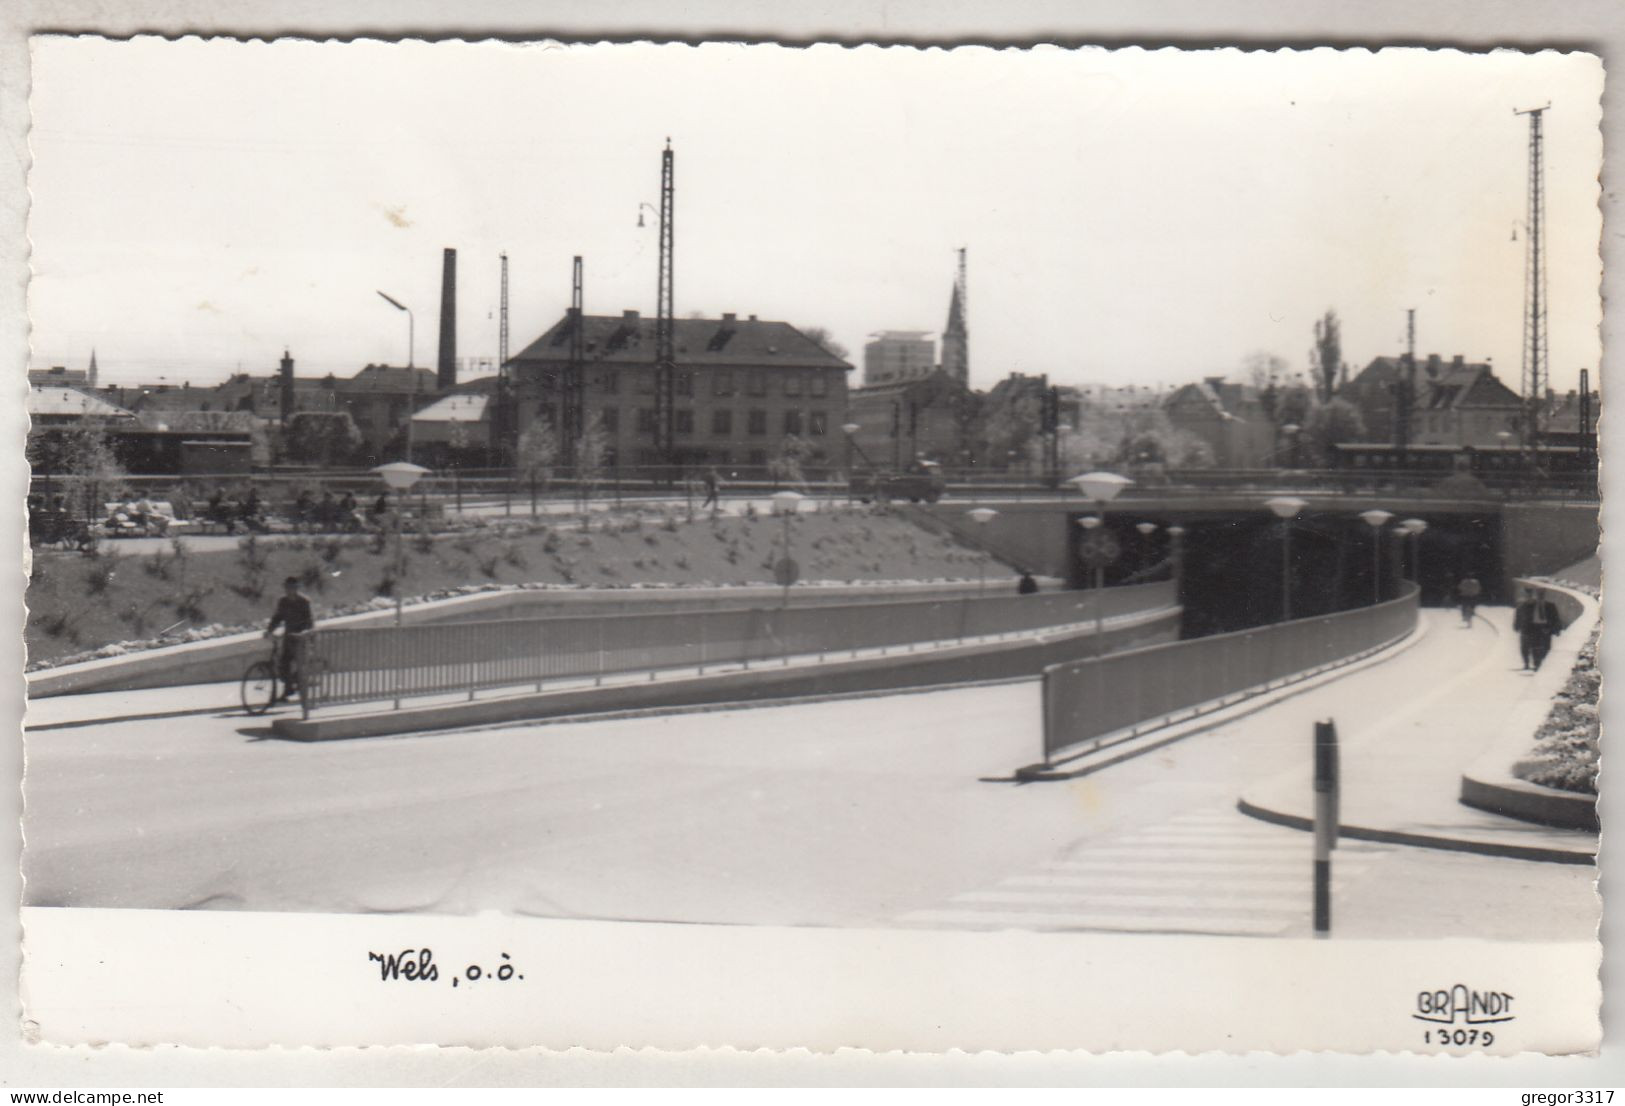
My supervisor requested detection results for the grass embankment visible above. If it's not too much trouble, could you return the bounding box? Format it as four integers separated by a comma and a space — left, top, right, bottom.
26, 504, 995, 669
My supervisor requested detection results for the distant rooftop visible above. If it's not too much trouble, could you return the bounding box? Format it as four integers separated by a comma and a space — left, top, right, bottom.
511, 312, 853, 370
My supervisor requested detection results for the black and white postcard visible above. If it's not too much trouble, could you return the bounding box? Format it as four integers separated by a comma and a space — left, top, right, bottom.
16, 36, 1605, 1056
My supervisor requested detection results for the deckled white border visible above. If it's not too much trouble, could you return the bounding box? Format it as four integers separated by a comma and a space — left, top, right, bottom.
4, 10, 1621, 1087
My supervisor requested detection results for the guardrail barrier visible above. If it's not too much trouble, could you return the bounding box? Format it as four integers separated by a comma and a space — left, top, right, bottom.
303, 580, 1178, 715
1041, 582, 1419, 764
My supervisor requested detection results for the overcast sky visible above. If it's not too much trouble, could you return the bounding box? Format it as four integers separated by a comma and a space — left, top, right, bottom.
26, 38, 1603, 395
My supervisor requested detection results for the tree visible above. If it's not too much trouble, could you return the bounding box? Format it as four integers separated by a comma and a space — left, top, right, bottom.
981, 386, 1045, 470
43, 417, 126, 520
1276, 382, 1315, 428
282, 411, 364, 467
515, 418, 561, 514
516, 419, 560, 480
1311, 309, 1342, 402
1243, 351, 1290, 392
573, 414, 610, 505
1302, 398, 1366, 463
798, 325, 850, 360
772, 433, 813, 489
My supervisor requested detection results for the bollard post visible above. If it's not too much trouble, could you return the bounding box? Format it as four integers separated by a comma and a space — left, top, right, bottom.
1313, 719, 1340, 935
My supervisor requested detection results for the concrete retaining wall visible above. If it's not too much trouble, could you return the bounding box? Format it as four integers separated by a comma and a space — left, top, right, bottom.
26, 578, 1037, 698
1459, 773, 1597, 832
270, 606, 1182, 741
1501, 503, 1600, 580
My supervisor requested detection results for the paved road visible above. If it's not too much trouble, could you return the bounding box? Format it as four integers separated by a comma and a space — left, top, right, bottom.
23, 608, 1593, 939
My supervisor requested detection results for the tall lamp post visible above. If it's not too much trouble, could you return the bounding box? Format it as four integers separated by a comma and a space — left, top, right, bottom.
1166, 524, 1186, 587
1280, 423, 1301, 468
377, 290, 415, 368
771, 490, 804, 609
967, 507, 998, 593
373, 462, 431, 627
1400, 518, 1427, 584
841, 422, 861, 504
377, 290, 417, 463
1264, 496, 1307, 622
1359, 508, 1393, 606
1069, 471, 1132, 651
1076, 517, 1106, 649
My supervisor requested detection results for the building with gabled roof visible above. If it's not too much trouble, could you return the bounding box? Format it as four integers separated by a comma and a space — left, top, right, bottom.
1162, 375, 1276, 468
1339, 354, 1522, 449
506, 310, 853, 469
26, 385, 134, 427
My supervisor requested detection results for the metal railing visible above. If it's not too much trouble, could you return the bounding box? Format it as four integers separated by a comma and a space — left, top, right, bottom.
302, 580, 1178, 715
1041, 582, 1420, 763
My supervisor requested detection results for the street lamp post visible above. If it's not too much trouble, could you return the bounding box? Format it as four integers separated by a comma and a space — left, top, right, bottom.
1280, 423, 1301, 468
1134, 520, 1158, 581
967, 507, 998, 593
1359, 508, 1394, 606
1069, 471, 1132, 651
377, 290, 417, 463
1400, 518, 1428, 584
1264, 496, 1307, 622
1166, 524, 1186, 587
841, 422, 861, 504
1076, 516, 1106, 648
373, 462, 431, 631
771, 490, 804, 609
377, 290, 415, 369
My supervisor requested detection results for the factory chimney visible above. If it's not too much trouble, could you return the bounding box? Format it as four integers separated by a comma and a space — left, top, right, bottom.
279, 349, 295, 426
437, 247, 457, 391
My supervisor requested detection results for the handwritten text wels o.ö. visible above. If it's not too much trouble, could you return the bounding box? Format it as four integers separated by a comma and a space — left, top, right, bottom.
368, 948, 523, 987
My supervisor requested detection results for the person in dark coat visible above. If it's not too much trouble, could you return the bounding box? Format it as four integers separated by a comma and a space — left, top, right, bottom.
1512, 587, 1564, 671
702, 468, 720, 510
1017, 571, 1039, 595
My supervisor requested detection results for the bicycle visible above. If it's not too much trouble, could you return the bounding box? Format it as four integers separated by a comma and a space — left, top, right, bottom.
240, 632, 316, 716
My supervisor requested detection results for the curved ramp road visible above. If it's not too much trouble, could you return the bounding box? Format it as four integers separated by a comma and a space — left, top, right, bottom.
22, 609, 1595, 939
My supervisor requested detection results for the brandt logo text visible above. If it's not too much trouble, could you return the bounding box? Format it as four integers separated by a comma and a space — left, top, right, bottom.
1414, 985, 1515, 1025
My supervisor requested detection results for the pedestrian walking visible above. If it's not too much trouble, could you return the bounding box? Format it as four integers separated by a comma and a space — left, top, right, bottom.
1512, 586, 1564, 671
1456, 575, 1482, 626
1017, 570, 1039, 595
702, 467, 721, 510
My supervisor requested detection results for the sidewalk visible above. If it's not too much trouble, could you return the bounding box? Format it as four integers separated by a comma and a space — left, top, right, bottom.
1238, 589, 1598, 865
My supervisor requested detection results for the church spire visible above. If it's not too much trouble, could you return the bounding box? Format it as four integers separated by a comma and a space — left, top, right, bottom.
939, 249, 968, 386
88, 348, 98, 388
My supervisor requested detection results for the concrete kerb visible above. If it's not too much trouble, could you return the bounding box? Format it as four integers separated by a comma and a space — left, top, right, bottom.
1011, 619, 1431, 783
1234, 797, 1594, 865
1456, 578, 1600, 833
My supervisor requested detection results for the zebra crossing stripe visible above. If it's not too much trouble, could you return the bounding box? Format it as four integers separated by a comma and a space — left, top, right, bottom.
957, 889, 1308, 912
896, 908, 1289, 936
1005, 874, 1361, 895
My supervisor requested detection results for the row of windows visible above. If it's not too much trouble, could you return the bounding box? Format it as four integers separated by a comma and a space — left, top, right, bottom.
536, 368, 834, 399
535, 405, 830, 438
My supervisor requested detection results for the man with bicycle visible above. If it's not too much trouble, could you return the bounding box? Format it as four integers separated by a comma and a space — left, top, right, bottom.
265, 575, 314, 701
1456, 575, 1482, 627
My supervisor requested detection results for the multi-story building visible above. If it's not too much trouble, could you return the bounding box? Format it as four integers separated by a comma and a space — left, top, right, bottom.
862, 331, 936, 386
846, 369, 977, 472
1339, 354, 1522, 449
1162, 376, 1276, 468
505, 311, 853, 470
